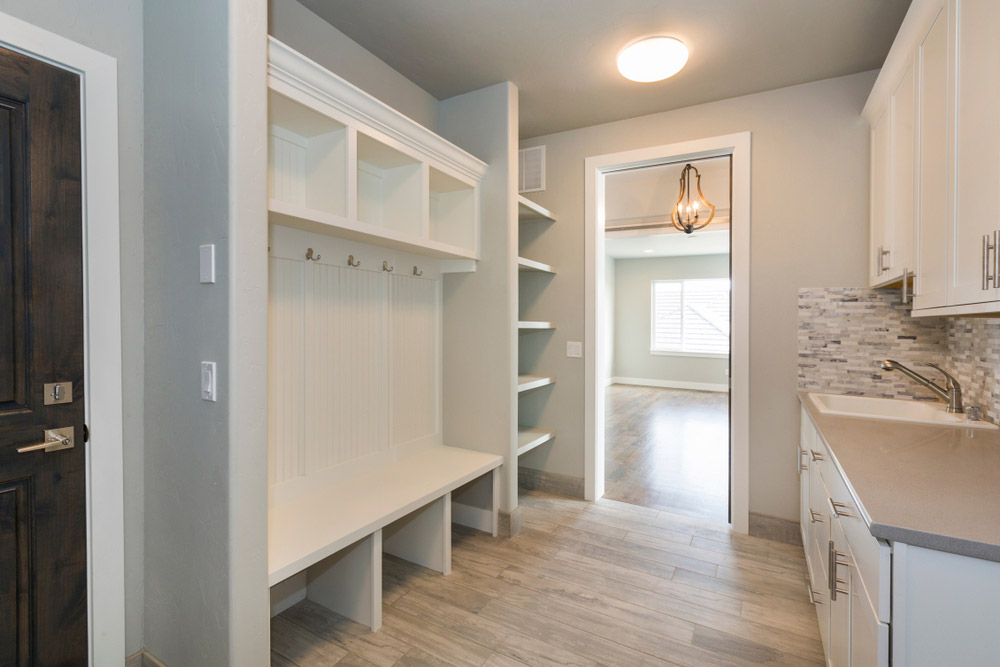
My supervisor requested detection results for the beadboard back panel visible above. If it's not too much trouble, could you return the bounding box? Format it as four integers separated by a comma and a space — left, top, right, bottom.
268, 240, 441, 502
389, 274, 439, 447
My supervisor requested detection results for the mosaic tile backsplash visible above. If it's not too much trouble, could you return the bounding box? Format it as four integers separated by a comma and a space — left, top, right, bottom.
798, 288, 1000, 422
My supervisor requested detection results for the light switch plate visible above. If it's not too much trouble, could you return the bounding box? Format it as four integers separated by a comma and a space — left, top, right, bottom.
201, 361, 217, 401
199, 244, 215, 284
566, 341, 583, 358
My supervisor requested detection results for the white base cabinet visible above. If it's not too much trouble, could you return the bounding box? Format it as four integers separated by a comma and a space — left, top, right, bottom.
892, 544, 1000, 666
801, 406, 1000, 665
801, 408, 889, 667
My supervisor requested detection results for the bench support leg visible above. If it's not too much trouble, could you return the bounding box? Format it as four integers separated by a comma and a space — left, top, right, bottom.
307, 531, 383, 631
491, 467, 500, 537
384, 493, 452, 575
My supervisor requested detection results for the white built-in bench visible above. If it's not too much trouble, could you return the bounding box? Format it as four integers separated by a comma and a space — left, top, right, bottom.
268, 445, 502, 630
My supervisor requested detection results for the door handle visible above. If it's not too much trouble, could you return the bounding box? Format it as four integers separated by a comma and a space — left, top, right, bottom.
17, 427, 74, 454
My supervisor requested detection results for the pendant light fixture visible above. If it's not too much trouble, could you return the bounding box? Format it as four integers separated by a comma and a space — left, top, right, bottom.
671, 163, 715, 234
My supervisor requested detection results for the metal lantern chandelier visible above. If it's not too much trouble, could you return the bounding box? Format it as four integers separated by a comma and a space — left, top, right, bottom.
671, 163, 716, 234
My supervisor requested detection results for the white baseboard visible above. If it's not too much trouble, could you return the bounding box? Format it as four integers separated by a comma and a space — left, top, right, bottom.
452, 502, 493, 533
612, 376, 729, 393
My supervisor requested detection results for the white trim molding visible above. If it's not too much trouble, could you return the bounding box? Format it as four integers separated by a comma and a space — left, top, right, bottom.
0, 11, 126, 665
611, 377, 730, 393
585, 132, 751, 534
268, 37, 487, 184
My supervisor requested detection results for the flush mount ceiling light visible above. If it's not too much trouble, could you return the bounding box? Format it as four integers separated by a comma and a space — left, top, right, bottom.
671, 163, 716, 234
617, 36, 688, 83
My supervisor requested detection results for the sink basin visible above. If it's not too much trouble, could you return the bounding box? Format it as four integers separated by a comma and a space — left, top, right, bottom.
809, 393, 998, 430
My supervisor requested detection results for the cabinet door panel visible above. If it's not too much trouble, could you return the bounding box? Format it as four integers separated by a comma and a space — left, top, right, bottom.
829, 518, 851, 667
949, 0, 1000, 305
890, 59, 916, 280
851, 566, 889, 667
870, 107, 891, 286
808, 460, 831, 653
915, 3, 950, 309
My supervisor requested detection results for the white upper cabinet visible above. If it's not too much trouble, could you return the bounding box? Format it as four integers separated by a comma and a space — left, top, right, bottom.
869, 0, 1000, 315
948, 0, 1000, 307
867, 58, 916, 287
890, 60, 916, 284
869, 106, 892, 286
914, 3, 950, 310
267, 38, 487, 263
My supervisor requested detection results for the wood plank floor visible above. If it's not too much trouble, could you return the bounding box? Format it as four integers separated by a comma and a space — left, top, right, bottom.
604, 385, 729, 524
271, 490, 822, 666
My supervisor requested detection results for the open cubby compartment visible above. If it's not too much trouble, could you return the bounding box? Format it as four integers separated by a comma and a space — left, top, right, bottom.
429, 167, 477, 253
357, 132, 425, 238
268, 91, 349, 217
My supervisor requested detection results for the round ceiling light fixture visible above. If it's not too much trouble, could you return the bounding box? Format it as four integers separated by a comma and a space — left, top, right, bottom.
617, 36, 688, 83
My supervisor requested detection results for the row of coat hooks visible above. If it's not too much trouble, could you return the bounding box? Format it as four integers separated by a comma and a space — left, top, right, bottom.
304, 248, 424, 276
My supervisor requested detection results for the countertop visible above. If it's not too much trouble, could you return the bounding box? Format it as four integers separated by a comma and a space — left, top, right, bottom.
799, 391, 1000, 562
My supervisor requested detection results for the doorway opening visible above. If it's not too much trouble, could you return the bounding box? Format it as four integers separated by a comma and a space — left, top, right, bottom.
602, 156, 731, 524
584, 133, 750, 533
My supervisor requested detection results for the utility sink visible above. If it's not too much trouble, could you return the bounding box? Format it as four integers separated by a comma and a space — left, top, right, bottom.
809, 392, 998, 430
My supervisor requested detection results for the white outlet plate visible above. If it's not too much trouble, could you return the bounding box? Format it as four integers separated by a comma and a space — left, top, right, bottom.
201, 361, 217, 401
200, 244, 215, 284
566, 341, 583, 358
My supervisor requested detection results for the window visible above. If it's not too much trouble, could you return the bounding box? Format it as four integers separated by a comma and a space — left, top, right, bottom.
651, 278, 730, 356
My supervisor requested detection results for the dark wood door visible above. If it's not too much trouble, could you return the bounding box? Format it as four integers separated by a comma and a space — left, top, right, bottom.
0, 46, 87, 666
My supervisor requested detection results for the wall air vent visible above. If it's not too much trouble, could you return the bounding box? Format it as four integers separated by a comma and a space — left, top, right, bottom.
518, 145, 545, 193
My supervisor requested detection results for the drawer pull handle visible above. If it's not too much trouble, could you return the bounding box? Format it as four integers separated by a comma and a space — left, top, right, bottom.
810, 450, 825, 462
829, 541, 850, 601
807, 584, 823, 605
809, 509, 823, 523
830, 500, 853, 518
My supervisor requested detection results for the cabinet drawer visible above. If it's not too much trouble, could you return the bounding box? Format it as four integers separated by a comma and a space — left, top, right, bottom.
817, 450, 891, 623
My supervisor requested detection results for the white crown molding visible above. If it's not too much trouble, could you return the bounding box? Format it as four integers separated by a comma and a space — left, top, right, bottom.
268, 36, 487, 184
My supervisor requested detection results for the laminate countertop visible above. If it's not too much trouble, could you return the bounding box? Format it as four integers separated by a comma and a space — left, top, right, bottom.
799, 391, 1000, 562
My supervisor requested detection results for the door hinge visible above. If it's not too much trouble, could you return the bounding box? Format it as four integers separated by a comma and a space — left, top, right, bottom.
83, 424, 89, 443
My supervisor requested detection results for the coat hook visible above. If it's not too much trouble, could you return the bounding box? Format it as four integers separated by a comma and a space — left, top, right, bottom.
382, 261, 394, 273
305, 248, 321, 261
413, 265, 423, 277
347, 254, 361, 267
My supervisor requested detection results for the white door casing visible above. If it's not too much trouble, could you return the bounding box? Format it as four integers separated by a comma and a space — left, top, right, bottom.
584, 132, 751, 534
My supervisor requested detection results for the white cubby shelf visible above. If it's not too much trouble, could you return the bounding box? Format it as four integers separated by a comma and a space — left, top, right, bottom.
268, 37, 487, 263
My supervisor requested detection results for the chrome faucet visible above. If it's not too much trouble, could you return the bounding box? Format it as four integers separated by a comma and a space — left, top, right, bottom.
880, 360, 964, 414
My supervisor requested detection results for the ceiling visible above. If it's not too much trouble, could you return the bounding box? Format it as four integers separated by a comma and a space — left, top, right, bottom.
298, 0, 911, 137
605, 229, 730, 259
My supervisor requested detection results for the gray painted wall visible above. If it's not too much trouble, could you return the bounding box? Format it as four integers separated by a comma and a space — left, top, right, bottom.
613, 254, 730, 387
143, 1, 233, 663
0, 0, 146, 654
519, 71, 874, 521
269, 0, 440, 132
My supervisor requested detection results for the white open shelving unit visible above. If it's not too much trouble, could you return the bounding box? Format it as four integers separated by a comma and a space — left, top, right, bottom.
268, 38, 486, 263
515, 195, 558, 459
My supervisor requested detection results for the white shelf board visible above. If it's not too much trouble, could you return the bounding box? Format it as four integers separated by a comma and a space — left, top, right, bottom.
518, 321, 555, 331
517, 427, 555, 456
269, 199, 478, 261
517, 375, 555, 393
518, 195, 557, 223
518, 257, 556, 274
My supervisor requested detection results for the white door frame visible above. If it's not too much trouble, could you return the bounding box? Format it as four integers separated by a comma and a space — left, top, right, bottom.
584, 132, 751, 534
0, 12, 125, 664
